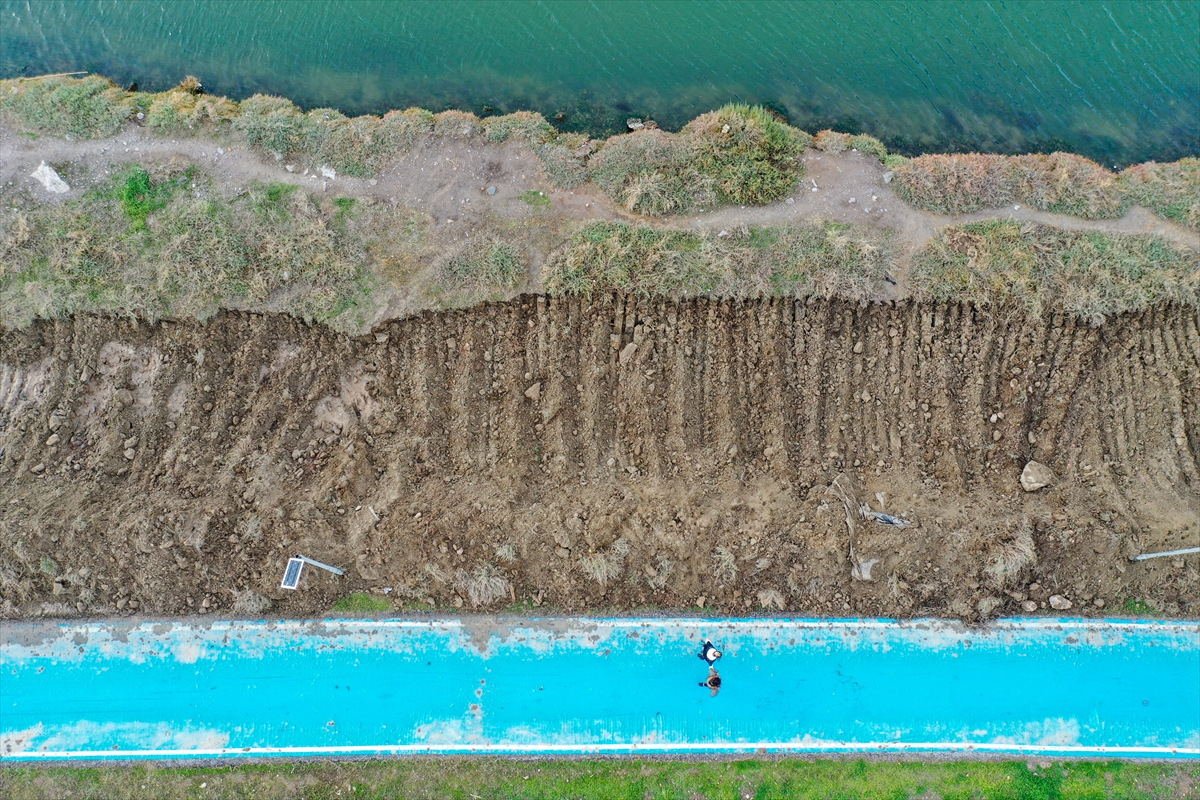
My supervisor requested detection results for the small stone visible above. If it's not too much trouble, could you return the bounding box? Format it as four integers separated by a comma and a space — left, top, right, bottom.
202, 402, 214, 412
524, 383, 542, 402
717, 229, 730, 238
374, 333, 389, 344
1020, 461, 1055, 492
320, 166, 336, 180
626, 118, 645, 131
883, 171, 894, 184
619, 342, 638, 365
1022, 600, 1038, 612
853, 341, 864, 354
45, 433, 60, 447
114, 389, 133, 407
1093, 598, 1105, 608
1049, 595, 1072, 610
848, 197, 856, 204
556, 546, 571, 558
31, 463, 46, 474
992, 430, 1002, 442
785, 197, 794, 205
486, 186, 497, 196
124, 448, 136, 460
124, 436, 138, 449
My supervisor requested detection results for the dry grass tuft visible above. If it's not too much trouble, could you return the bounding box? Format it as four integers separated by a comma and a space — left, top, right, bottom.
892, 152, 1126, 218
454, 563, 511, 607
1118, 158, 1200, 231
982, 520, 1037, 589
578, 538, 630, 587
712, 546, 738, 584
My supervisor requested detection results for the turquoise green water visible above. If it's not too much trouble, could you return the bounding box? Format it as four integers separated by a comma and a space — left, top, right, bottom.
1, 1, 1197, 165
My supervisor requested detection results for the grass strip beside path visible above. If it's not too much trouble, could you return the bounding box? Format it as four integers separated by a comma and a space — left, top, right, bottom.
2, 759, 1195, 800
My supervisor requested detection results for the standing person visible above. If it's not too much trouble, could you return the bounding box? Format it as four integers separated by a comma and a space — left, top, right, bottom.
697, 640, 723, 665
700, 667, 721, 696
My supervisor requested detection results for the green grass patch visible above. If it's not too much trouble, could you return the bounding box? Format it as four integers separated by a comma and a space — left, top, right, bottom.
910, 220, 1199, 320
520, 189, 552, 209
331, 592, 392, 614
110, 165, 194, 229
1, 758, 1194, 799
1122, 598, 1157, 615
543, 220, 898, 300
433, 239, 527, 306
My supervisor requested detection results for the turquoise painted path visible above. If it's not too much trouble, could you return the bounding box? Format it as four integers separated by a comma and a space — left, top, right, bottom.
2, 617, 1197, 760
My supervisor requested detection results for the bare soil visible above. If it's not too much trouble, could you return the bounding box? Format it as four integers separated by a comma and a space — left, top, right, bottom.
2, 298, 1197, 620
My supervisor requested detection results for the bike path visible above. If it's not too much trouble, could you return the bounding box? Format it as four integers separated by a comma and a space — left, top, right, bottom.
1, 617, 1196, 760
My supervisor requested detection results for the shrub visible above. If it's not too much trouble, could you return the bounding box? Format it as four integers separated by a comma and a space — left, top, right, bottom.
910, 220, 1199, 319
233, 94, 314, 156
892, 152, 1127, 218
587, 105, 809, 215
0, 75, 135, 138
1118, 158, 1200, 231
587, 130, 704, 215
684, 104, 811, 206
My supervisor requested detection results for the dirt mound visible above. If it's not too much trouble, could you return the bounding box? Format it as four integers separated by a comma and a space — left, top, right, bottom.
2, 298, 1197, 620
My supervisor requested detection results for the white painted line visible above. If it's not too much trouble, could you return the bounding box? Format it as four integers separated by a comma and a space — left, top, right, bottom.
8, 742, 1198, 760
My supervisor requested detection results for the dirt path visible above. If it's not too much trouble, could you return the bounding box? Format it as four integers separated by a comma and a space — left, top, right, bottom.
3, 126, 1196, 306
2, 299, 1197, 621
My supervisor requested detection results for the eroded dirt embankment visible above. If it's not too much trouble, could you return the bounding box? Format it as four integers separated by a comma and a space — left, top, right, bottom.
2, 298, 1198, 620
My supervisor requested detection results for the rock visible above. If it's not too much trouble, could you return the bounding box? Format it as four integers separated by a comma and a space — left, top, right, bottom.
320, 166, 337, 180
848, 197, 856, 204
123, 436, 138, 449
202, 402, 214, 412
626, 118, 645, 131
1094, 598, 1105, 608
556, 546, 571, 558
883, 171, 894, 184
45, 433, 60, 447
113, 388, 134, 407
32, 161, 70, 194
619, 342, 638, 365
717, 229, 730, 238
992, 430, 1002, 442
524, 383, 542, 402
1020, 461, 1055, 492
374, 332, 389, 344
575, 143, 592, 157
31, 463, 46, 474
48, 412, 65, 431
124, 448, 136, 460
486, 186, 497, 196
1049, 595, 1072, 610
721, 124, 731, 133
853, 341, 864, 354
1021, 600, 1038, 613
785, 197, 794, 205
